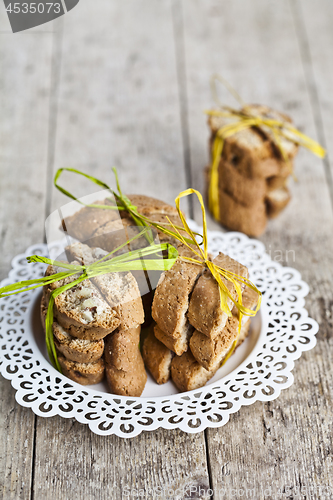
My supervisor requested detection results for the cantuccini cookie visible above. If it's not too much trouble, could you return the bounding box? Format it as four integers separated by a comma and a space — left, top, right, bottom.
152, 244, 203, 339
43, 263, 120, 340
104, 325, 147, 397
171, 351, 217, 392
126, 194, 179, 217
88, 216, 146, 254
61, 198, 119, 242
188, 252, 248, 338
189, 316, 239, 371
218, 189, 268, 237
207, 104, 298, 234
40, 296, 104, 363
65, 243, 144, 330
218, 161, 267, 207
189, 317, 252, 371
154, 323, 193, 357
142, 327, 174, 384
58, 355, 105, 385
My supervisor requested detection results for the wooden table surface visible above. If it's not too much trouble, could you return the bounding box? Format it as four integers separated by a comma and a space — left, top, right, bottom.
1, 1, 333, 499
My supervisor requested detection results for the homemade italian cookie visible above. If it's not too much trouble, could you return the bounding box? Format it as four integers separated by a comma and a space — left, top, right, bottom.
57, 355, 105, 386
154, 323, 193, 357
142, 327, 174, 384
40, 296, 104, 363
61, 197, 120, 242
152, 244, 203, 339
88, 216, 146, 254
190, 317, 250, 371
104, 325, 147, 397
218, 161, 267, 207
43, 262, 120, 340
61, 193, 178, 246
171, 350, 217, 392
66, 243, 145, 329
188, 252, 249, 339
218, 189, 268, 237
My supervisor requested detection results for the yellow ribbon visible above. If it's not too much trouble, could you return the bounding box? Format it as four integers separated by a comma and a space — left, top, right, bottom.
169, 188, 262, 364
206, 75, 326, 221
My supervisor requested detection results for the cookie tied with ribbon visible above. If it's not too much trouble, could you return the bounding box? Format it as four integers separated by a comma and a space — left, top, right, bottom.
205, 75, 326, 236
0, 168, 262, 378
0, 230, 178, 372
54, 169, 262, 364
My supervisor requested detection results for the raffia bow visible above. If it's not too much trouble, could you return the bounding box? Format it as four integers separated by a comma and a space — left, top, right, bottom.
206, 74, 326, 221
171, 189, 261, 364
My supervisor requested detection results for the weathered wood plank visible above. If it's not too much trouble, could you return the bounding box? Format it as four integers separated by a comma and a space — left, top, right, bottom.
181, 0, 333, 498
48, 0, 188, 214
293, 0, 333, 202
33, 2, 210, 499
0, 11, 57, 500
33, 417, 211, 500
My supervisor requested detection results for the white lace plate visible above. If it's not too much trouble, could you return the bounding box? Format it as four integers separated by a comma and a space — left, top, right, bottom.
0, 222, 318, 437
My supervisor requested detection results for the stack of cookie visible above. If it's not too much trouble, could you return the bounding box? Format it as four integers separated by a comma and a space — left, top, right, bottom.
143, 247, 258, 392
207, 104, 299, 236
41, 243, 146, 394
66, 242, 147, 396
62, 194, 184, 324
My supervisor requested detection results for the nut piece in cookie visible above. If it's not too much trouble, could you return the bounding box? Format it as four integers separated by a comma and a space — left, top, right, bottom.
266, 186, 291, 219
142, 328, 174, 384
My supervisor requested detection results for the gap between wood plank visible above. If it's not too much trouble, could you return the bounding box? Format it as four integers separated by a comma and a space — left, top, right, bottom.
32, 20, 63, 499
29, 414, 37, 500
204, 430, 215, 500
44, 19, 64, 234
290, 0, 333, 212
171, 0, 194, 219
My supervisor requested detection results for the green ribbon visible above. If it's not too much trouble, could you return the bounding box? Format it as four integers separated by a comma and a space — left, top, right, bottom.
0, 227, 178, 372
